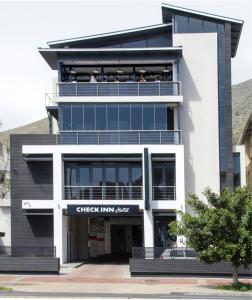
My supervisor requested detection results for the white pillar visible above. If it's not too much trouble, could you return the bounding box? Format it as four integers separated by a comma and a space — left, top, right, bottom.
175, 146, 186, 247
53, 152, 67, 263
143, 210, 154, 247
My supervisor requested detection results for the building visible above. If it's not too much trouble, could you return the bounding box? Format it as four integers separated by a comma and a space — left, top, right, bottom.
238, 113, 252, 185
10, 3, 243, 264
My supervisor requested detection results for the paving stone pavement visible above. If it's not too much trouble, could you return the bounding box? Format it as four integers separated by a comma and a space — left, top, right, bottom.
0, 262, 251, 296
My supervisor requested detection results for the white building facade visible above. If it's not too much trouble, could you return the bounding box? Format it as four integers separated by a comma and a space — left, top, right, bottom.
10, 4, 243, 264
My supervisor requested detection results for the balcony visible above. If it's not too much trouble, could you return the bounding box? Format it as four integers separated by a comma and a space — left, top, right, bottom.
152, 186, 176, 200
58, 130, 182, 145
57, 81, 181, 97
64, 186, 142, 200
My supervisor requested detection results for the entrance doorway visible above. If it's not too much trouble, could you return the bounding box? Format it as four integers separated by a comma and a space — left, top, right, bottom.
111, 225, 126, 254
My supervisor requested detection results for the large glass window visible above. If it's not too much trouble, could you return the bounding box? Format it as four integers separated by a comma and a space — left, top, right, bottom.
92, 167, 103, 186
155, 104, 167, 130
96, 105, 107, 130
61, 105, 71, 130
143, 105, 154, 130
233, 153, 241, 188
107, 105, 118, 130
131, 105, 142, 130
132, 166, 142, 186
72, 105, 83, 130
84, 105, 95, 130
119, 105, 130, 130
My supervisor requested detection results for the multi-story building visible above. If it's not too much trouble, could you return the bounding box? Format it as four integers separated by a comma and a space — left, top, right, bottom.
10, 4, 243, 264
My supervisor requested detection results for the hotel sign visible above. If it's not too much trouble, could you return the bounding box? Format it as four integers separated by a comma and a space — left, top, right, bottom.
67, 205, 140, 216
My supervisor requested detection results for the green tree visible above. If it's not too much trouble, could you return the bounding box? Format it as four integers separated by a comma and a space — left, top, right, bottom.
170, 186, 252, 284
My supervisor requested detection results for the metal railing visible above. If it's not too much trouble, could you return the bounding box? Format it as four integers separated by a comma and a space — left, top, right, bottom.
58, 130, 182, 145
132, 247, 196, 259
0, 246, 56, 257
64, 185, 143, 200
57, 81, 181, 97
152, 186, 176, 200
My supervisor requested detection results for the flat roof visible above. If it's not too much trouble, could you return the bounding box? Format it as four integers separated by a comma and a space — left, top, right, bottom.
38, 47, 183, 69
161, 3, 243, 57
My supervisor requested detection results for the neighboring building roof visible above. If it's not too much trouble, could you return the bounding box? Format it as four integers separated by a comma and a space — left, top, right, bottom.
48, 23, 172, 48
0, 118, 49, 145
161, 3, 243, 57
38, 47, 183, 70
232, 79, 252, 144
239, 113, 252, 144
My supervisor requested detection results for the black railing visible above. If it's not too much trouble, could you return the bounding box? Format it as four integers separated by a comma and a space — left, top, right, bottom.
0, 246, 56, 257
132, 247, 196, 259
58, 130, 182, 145
57, 81, 181, 97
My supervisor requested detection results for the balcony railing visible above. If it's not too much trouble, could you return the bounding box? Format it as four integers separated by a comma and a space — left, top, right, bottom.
152, 186, 176, 200
64, 186, 143, 200
58, 130, 182, 145
0, 246, 56, 257
57, 81, 181, 97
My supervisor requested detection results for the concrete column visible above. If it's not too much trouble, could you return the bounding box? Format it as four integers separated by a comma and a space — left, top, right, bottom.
53, 152, 67, 263
143, 210, 154, 247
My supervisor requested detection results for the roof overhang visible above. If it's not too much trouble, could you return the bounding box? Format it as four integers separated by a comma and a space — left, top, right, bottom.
48, 23, 172, 48
239, 113, 252, 144
38, 47, 183, 70
161, 3, 243, 57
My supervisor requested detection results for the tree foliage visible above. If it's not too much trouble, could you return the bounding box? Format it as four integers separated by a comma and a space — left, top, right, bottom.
169, 186, 252, 283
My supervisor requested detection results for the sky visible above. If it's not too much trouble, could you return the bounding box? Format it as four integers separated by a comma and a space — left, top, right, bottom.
0, 0, 251, 131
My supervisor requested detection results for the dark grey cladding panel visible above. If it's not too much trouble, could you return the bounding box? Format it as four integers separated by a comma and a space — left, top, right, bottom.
144, 148, 150, 210
10, 134, 56, 248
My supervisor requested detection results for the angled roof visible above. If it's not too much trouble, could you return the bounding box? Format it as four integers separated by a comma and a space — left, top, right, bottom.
48, 23, 172, 48
239, 113, 252, 144
161, 3, 243, 57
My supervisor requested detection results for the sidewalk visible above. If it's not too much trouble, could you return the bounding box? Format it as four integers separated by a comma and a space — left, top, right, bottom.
0, 263, 251, 297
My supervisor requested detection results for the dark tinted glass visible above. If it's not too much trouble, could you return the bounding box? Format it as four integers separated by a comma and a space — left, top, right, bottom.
84, 105, 95, 130
153, 167, 162, 186
131, 105, 142, 130
132, 166, 142, 186
118, 167, 129, 186
61, 105, 71, 130
165, 162, 175, 186
119, 105, 130, 130
233, 153, 241, 188
92, 167, 103, 186
143, 105, 154, 130
174, 15, 188, 33
203, 21, 217, 32
72, 105, 83, 130
155, 104, 167, 130
189, 17, 203, 33
79, 167, 89, 185
105, 167, 116, 185
96, 105, 107, 130
107, 105, 118, 130
167, 107, 174, 130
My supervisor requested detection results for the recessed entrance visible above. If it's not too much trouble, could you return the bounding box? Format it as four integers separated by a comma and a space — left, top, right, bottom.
66, 215, 143, 262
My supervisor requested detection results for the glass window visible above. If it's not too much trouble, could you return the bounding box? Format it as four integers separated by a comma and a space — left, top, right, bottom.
119, 105, 130, 130
132, 166, 142, 186
174, 14, 188, 33
118, 167, 129, 186
107, 105, 118, 130
155, 104, 167, 130
61, 105, 71, 130
72, 105, 83, 130
79, 166, 89, 186
153, 167, 162, 186
189, 17, 203, 33
165, 162, 175, 186
217, 24, 225, 33
131, 105, 142, 130
143, 105, 154, 130
167, 107, 174, 130
219, 105, 226, 127
105, 167, 116, 185
65, 165, 77, 186
84, 105, 95, 130
203, 21, 217, 32
233, 153, 241, 188
92, 167, 103, 186
96, 105, 107, 130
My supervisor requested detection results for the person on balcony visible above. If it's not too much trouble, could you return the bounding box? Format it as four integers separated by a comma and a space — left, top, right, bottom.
90, 75, 97, 83
139, 74, 146, 83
